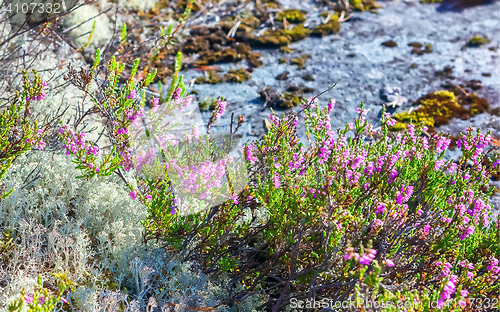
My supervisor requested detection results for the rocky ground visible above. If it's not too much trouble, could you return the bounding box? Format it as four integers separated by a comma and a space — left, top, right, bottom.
180, 0, 499, 145
174, 0, 500, 211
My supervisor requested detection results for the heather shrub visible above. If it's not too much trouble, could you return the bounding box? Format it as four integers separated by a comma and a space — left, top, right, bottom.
139, 97, 500, 310
60, 46, 500, 309
0, 70, 54, 199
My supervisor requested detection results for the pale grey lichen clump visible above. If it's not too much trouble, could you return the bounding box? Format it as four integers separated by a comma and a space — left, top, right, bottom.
0, 151, 264, 311
117, 0, 159, 12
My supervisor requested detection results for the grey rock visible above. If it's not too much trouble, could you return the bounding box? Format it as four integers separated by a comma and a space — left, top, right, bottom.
380, 85, 407, 108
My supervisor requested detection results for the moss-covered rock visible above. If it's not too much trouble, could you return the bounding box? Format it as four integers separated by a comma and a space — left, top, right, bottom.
248, 53, 264, 67
224, 68, 252, 83
311, 16, 340, 37
290, 54, 310, 70
195, 70, 223, 84
350, 0, 380, 11
467, 36, 490, 47
281, 92, 302, 108
280, 46, 292, 53
276, 9, 307, 24
411, 43, 432, 55
391, 89, 490, 132
252, 24, 310, 47
252, 32, 291, 47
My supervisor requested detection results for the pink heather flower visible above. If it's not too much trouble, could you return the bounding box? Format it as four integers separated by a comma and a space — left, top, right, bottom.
174, 88, 182, 102
151, 97, 159, 111
460, 290, 468, 297
423, 224, 431, 233
127, 89, 136, 100
434, 160, 445, 171
25, 293, 34, 304
417, 209, 423, 215
376, 202, 386, 214
61, 297, 68, 304
458, 300, 466, 308
129, 191, 137, 200
232, 194, 239, 205
215, 99, 227, 120
273, 174, 280, 189
387, 118, 396, 126
486, 257, 499, 271
389, 169, 398, 179
38, 140, 46, 150
245, 145, 258, 163
192, 125, 200, 140
372, 219, 383, 229
384, 259, 395, 267
459, 225, 475, 240
327, 98, 336, 113
493, 159, 500, 168
355, 107, 367, 115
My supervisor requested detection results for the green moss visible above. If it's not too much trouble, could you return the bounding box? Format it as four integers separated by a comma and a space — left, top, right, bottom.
195, 70, 223, 84
388, 122, 408, 132
253, 32, 291, 47
391, 89, 489, 132
290, 54, 310, 70
433, 90, 455, 101
279, 58, 287, 64
290, 57, 305, 69
350, 0, 380, 11
224, 68, 251, 83
281, 92, 302, 108
468, 36, 490, 47
311, 15, 341, 37
198, 98, 219, 111
276, 9, 306, 24
252, 24, 310, 47
285, 24, 311, 41
280, 46, 292, 53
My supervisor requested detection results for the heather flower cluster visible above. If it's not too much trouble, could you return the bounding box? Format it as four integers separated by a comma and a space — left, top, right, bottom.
344, 247, 377, 266
58, 124, 101, 172
173, 87, 193, 112
26, 81, 47, 102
